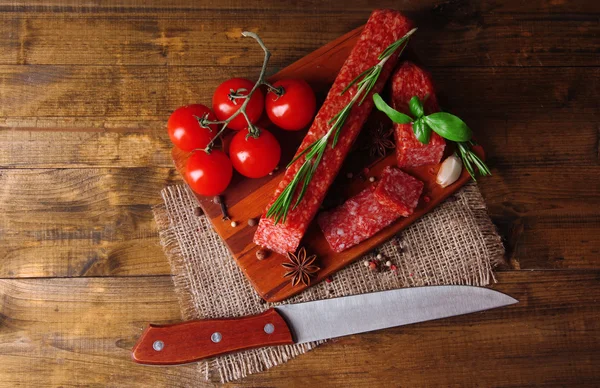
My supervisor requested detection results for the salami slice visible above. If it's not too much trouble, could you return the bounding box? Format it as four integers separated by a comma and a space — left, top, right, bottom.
319, 167, 423, 253
374, 166, 423, 217
317, 185, 398, 253
391, 62, 446, 167
254, 10, 415, 255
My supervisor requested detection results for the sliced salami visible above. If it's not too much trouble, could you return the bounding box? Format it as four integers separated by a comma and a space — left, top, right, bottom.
254, 10, 415, 255
391, 62, 446, 167
317, 185, 398, 253
319, 167, 424, 253
374, 166, 423, 217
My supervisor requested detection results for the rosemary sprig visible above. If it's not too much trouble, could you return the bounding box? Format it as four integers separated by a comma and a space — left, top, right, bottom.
266, 28, 417, 223
457, 141, 491, 180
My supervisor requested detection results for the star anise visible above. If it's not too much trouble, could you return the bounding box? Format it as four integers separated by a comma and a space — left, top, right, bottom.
282, 247, 320, 287
364, 123, 395, 158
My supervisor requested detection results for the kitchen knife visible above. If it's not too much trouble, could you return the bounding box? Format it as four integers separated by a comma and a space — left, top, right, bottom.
132, 285, 517, 365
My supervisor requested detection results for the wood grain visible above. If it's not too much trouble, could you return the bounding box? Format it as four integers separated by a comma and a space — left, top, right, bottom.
0, 164, 596, 279
0, 0, 598, 385
0, 168, 178, 277
0, 271, 597, 386
0, 127, 173, 168
0, 276, 199, 387
0, 1, 597, 67
0, 64, 597, 122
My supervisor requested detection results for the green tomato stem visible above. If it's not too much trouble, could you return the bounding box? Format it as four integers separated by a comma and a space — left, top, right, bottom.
202, 31, 275, 153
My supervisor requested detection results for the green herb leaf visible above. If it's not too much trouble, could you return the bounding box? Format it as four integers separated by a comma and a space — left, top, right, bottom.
413, 118, 431, 144
423, 112, 472, 142
409, 96, 424, 118
456, 141, 492, 181
373, 93, 413, 124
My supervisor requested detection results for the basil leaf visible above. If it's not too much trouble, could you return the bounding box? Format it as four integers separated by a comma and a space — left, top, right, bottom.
409, 96, 424, 118
423, 112, 472, 142
373, 93, 413, 124
413, 118, 431, 144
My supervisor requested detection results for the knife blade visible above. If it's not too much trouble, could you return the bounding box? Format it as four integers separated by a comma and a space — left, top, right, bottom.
132, 285, 517, 365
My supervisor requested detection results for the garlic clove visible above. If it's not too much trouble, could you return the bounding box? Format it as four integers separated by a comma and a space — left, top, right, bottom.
436, 153, 463, 188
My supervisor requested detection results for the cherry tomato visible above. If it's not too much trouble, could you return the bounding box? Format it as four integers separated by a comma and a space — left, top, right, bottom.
212, 78, 264, 131
185, 150, 233, 196
167, 104, 218, 152
266, 79, 316, 131
229, 128, 281, 178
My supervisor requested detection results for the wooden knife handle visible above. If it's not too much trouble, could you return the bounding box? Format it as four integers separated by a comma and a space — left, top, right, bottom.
131, 308, 294, 365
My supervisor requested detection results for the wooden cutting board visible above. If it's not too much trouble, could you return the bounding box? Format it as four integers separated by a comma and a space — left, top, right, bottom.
172, 25, 483, 302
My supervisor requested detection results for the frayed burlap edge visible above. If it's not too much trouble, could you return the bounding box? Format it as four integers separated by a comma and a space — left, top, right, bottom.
153, 183, 505, 383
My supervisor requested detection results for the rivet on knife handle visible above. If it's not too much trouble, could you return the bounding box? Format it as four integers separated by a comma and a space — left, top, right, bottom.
131, 308, 294, 365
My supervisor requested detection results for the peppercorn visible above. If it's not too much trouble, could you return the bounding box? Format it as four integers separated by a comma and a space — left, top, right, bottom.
247, 218, 257, 227
369, 176, 376, 183
256, 248, 269, 260
194, 207, 203, 216
390, 264, 398, 272
230, 221, 238, 227
368, 261, 378, 271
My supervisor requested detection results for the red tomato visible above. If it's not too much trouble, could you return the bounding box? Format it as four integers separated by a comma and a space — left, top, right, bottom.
229, 128, 281, 178
167, 104, 218, 152
185, 150, 233, 196
266, 79, 316, 131
212, 78, 264, 131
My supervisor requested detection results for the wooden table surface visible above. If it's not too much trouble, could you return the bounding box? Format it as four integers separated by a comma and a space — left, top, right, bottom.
0, 1, 598, 386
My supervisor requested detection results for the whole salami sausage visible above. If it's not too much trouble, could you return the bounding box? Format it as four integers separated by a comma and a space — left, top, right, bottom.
254, 10, 415, 255
391, 62, 446, 167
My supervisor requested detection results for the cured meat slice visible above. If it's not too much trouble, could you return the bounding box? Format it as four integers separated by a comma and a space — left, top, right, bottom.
391, 62, 446, 167
254, 10, 415, 254
319, 167, 424, 253
374, 166, 423, 217
317, 185, 398, 253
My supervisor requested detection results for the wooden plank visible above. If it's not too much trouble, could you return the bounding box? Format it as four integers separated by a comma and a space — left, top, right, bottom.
482, 166, 600, 269
0, 66, 595, 120
0, 6, 597, 68
1, 0, 598, 13
0, 114, 596, 169
0, 276, 199, 387
0, 128, 174, 168
0, 271, 597, 386
0, 66, 597, 170
0, 163, 596, 279
0, 168, 179, 277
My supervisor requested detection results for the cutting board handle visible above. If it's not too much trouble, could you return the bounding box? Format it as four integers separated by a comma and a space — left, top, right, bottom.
132, 308, 294, 365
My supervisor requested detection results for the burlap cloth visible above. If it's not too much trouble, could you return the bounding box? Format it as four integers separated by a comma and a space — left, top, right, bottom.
153, 182, 505, 383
